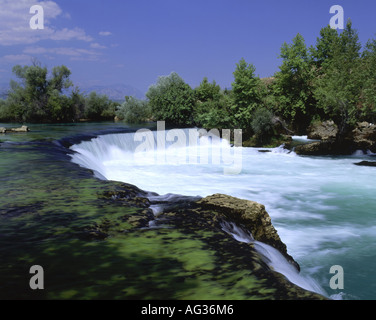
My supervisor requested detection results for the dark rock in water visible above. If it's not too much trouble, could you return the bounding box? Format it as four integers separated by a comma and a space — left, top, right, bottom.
295, 140, 336, 156
294, 121, 376, 156
354, 161, 376, 167
295, 120, 341, 155
258, 150, 272, 153
149, 193, 202, 213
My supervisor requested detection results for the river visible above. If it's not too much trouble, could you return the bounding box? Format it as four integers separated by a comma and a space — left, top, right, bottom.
70, 126, 376, 300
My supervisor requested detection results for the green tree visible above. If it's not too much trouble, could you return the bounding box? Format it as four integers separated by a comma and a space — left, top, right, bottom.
194, 77, 221, 102
359, 38, 376, 122
273, 33, 316, 133
313, 20, 362, 136
146, 72, 195, 126
49, 65, 73, 92
69, 87, 86, 120
47, 89, 74, 122
83, 92, 117, 121
193, 77, 232, 129
231, 58, 262, 129
6, 63, 74, 122
115, 96, 150, 123
310, 25, 340, 72
0, 99, 10, 121
251, 107, 274, 145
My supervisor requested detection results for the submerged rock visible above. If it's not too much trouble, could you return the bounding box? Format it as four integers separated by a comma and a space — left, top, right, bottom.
354, 161, 376, 167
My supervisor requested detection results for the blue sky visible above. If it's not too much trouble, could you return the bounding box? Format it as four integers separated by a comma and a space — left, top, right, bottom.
0, 0, 376, 95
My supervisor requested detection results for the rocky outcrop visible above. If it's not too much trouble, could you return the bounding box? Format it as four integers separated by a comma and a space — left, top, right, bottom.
295, 121, 376, 155
295, 140, 337, 156
351, 122, 376, 153
0, 126, 30, 133
307, 120, 338, 141
196, 194, 297, 268
295, 121, 338, 155
11, 125, 29, 132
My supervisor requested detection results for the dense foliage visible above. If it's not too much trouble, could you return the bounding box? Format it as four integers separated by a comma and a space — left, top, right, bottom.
146, 72, 196, 126
193, 77, 233, 129
231, 58, 264, 129
0, 62, 118, 123
115, 96, 151, 123
2, 21, 376, 146
272, 33, 316, 133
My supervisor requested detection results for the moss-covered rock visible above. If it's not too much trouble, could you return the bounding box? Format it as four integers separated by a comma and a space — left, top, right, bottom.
195, 194, 298, 269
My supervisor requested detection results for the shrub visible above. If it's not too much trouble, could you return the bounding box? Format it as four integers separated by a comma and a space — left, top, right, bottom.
116, 96, 150, 123
251, 107, 274, 145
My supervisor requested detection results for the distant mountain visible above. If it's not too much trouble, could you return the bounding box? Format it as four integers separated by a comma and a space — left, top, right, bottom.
81, 84, 145, 101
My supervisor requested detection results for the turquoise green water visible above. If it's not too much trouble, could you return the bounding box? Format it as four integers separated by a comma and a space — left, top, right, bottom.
2, 122, 308, 300
2, 122, 376, 299
70, 129, 376, 300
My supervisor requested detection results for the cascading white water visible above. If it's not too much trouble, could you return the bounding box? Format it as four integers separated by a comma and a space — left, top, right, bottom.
70, 128, 376, 300
220, 221, 327, 296
70, 127, 243, 193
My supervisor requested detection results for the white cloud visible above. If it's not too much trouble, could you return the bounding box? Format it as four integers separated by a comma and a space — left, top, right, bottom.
90, 42, 106, 49
23, 46, 48, 54
49, 27, 93, 42
22, 46, 102, 61
0, 0, 93, 45
99, 31, 112, 36
2, 54, 32, 63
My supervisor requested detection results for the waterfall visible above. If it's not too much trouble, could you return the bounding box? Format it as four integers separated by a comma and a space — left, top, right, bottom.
220, 221, 327, 297
69, 129, 376, 299
70, 127, 243, 183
